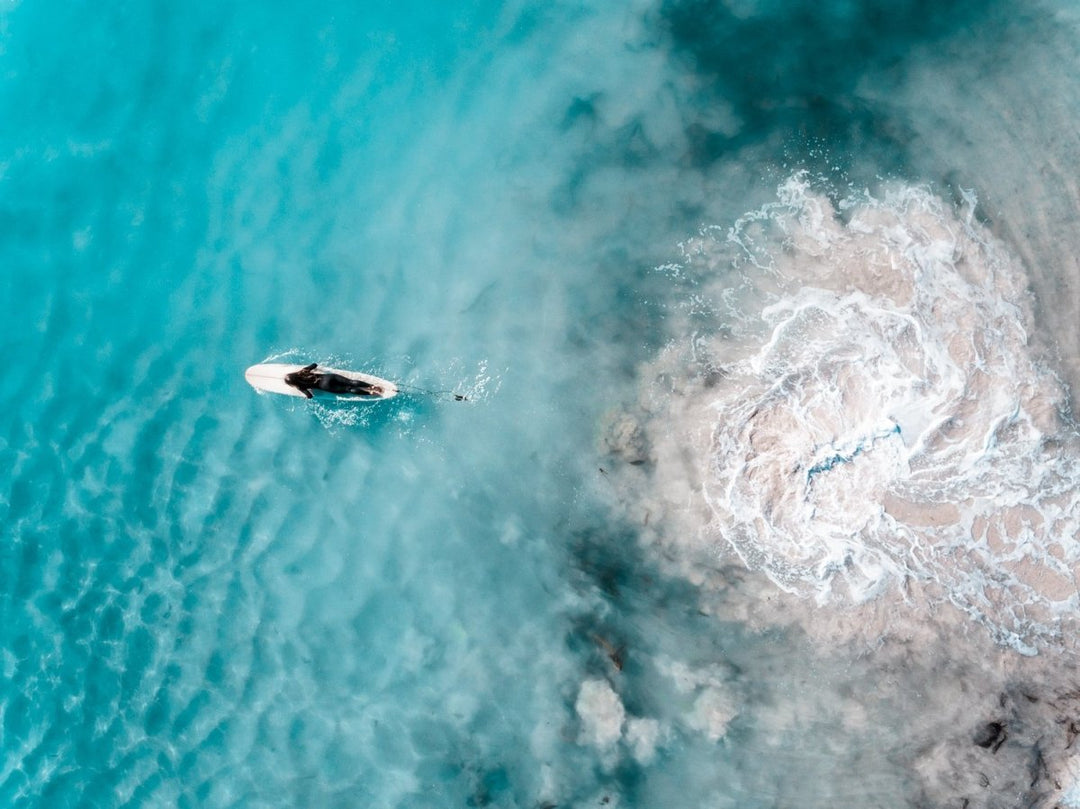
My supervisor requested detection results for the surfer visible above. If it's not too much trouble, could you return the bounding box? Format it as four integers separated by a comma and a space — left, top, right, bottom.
283, 363, 384, 399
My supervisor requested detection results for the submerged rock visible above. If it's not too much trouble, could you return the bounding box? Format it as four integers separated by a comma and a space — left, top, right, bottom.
973, 721, 1007, 752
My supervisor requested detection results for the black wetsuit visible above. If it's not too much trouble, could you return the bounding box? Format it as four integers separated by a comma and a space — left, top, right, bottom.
284, 363, 381, 399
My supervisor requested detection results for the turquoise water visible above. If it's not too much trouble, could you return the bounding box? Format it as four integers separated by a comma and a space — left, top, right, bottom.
5, 1, 1080, 807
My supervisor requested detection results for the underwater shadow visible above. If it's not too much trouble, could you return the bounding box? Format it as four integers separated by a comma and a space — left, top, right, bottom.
657, 0, 1005, 175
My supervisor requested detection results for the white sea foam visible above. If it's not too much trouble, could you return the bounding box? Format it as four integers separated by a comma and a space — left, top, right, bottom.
624, 717, 663, 764
575, 678, 625, 751
1063, 761, 1080, 809
620, 174, 1080, 654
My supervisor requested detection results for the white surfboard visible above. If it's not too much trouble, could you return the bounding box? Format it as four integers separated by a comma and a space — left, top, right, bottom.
244, 363, 399, 399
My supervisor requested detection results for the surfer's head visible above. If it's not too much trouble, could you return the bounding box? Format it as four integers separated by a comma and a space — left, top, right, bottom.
285, 367, 318, 389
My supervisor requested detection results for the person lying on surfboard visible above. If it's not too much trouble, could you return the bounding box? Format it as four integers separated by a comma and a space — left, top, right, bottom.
283, 363, 384, 399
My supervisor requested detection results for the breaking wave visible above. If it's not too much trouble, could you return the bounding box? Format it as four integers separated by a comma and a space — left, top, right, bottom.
633, 175, 1080, 654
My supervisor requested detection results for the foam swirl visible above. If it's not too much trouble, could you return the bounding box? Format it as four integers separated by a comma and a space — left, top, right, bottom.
638, 175, 1080, 653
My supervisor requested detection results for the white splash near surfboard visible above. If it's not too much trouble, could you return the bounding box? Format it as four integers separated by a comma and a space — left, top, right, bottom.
244, 363, 399, 400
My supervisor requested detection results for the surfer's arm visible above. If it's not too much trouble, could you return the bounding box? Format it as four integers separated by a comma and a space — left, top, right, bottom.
301, 388, 313, 399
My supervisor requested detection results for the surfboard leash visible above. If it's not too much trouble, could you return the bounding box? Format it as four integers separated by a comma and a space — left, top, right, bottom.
394, 382, 468, 401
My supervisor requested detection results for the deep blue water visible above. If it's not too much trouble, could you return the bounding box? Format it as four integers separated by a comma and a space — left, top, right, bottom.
4, 0, 1080, 806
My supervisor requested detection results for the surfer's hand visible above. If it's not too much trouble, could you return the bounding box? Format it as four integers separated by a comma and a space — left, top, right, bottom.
303, 389, 313, 399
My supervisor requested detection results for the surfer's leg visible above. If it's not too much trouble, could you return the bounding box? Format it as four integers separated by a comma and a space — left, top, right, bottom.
315, 373, 377, 395
312, 373, 380, 396
346, 381, 379, 396
315, 374, 348, 394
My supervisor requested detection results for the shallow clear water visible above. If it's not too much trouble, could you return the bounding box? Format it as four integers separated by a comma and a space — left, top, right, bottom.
4, 0, 1080, 807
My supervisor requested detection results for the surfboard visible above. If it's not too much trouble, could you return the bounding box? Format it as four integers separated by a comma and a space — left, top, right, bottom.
244, 363, 399, 399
